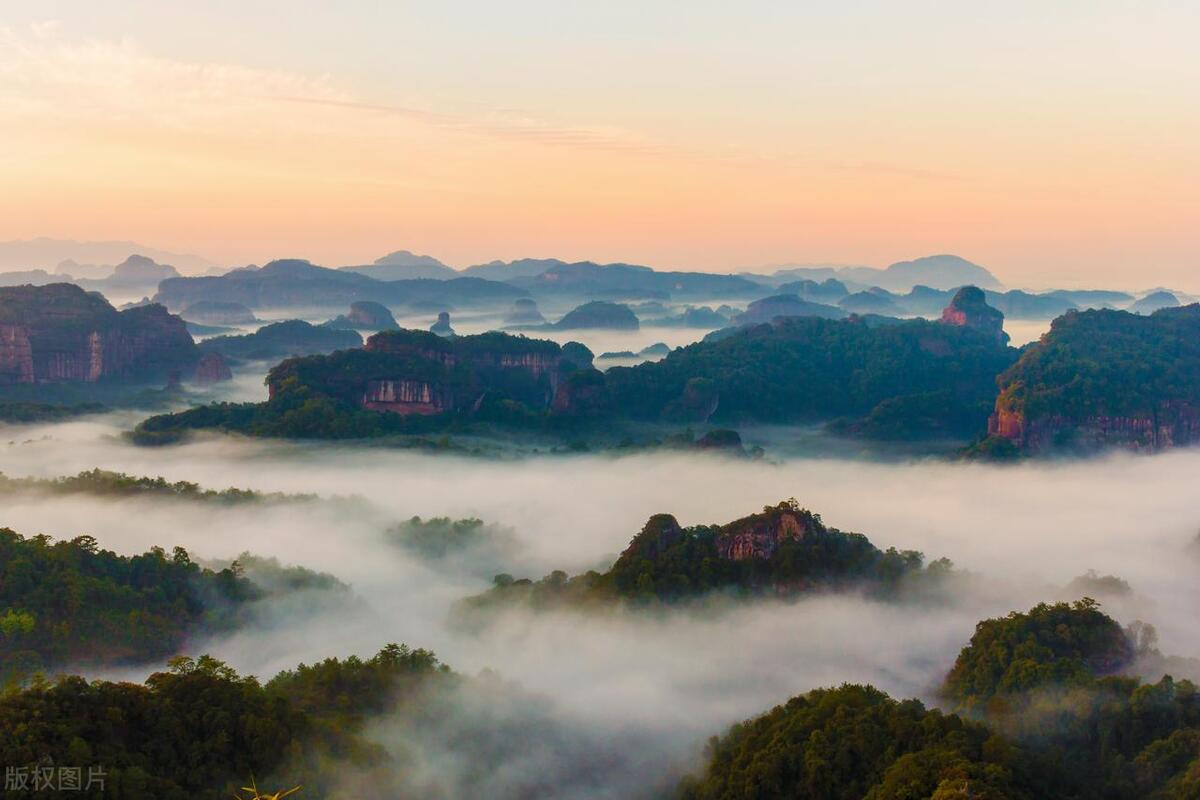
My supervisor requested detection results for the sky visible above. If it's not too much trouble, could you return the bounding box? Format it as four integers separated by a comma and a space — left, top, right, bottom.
0, 1, 1197, 288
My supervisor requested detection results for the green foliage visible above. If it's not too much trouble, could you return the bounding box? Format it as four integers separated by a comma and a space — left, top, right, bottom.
605, 316, 1017, 435
0, 528, 342, 685
460, 500, 946, 617
676, 684, 1030, 800
0, 644, 447, 799
680, 602, 1200, 799
995, 305, 1200, 422
0, 402, 105, 423
0, 468, 313, 504
135, 315, 1018, 444
941, 600, 1136, 716
0, 528, 258, 683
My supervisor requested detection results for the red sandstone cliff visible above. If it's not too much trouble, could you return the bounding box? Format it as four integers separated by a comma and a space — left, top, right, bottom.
0, 284, 200, 385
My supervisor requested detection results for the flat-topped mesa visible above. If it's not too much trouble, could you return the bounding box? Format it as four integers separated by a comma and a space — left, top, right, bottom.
271, 328, 571, 416
714, 502, 823, 560
939, 286, 1009, 344
0, 283, 200, 385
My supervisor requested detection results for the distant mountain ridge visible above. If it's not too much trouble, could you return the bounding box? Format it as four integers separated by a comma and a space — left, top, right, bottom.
0, 237, 215, 273
763, 254, 1002, 292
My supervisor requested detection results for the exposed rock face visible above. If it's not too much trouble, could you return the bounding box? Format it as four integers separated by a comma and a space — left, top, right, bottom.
559, 341, 594, 370
939, 286, 1008, 344
715, 505, 820, 561
984, 306, 1200, 454
987, 406, 1200, 453
551, 368, 610, 417
192, 352, 233, 385
363, 379, 448, 415
430, 311, 456, 337
0, 284, 197, 385
269, 329, 572, 417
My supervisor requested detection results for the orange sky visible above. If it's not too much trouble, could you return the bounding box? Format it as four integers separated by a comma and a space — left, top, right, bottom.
0, 5, 1197, 289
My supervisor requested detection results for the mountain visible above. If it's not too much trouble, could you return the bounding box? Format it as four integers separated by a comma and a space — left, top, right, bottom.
838, 290, 903, 315
505, 261, 765, 300
141, 292, 1016, 443
679, 600, 1195, 800
1129, 290, 1180, 314
940, 286, 1008, 344
1045, 289, 1135, 309
0, 268, 58, 287
733, 294, 846, 325
459, 499, 940, 614
153, 259, 525, 311
462, 257, 568, 281
341, 249, 458, 280
0, 237, 215, 273
73, 254, 183, 297
766, 254, 1002, 292
981, 305, 1200, 454
552, 301, 640, 330
878, 254, 1001, 290
199, 320, 362, 362
0, 283, 203, 386
983, 288, 1076, 320
322, 300, 399, 331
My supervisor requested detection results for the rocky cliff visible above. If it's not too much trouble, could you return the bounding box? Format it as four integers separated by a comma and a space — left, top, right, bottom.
714, 503, 821, 560
265, 328, 572, 418
983, 305, 1200, 454
0, 284, 201, 385
322, 300, 398, 331
939, 286, 1008, 344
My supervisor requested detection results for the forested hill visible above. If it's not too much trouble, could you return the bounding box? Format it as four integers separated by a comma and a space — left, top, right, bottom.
0, 528, 341, 683
136, 313, 1018, 444
978, 304, 1200, 454
458, 499, 951, 616
678, 600, 1200, 799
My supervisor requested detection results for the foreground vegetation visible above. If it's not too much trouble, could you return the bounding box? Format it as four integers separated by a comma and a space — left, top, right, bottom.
679, 600, 1200, 799
0, 528, 340, 683
0, 644, 446, 799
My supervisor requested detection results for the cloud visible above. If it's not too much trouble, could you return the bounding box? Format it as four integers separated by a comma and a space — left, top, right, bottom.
2, 410, 1199, 795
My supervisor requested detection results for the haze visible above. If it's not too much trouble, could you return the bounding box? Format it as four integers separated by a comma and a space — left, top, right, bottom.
2, 413, 1197, 796
1, 2, 1198, 288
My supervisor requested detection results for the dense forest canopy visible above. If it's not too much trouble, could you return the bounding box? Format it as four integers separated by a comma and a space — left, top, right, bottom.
0, 527, 338, 684
679, 601, 1200, 800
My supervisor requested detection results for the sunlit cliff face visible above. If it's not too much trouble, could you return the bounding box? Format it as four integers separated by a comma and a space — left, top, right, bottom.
1, 411, 1198, 795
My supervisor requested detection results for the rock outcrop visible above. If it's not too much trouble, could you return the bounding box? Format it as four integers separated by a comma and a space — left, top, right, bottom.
267, 329, 573, 418
323, 300, 398, 331
0, 284, 198, 385
714, 504, 820, 561
939, 286, 1008, 344
430, 311, 456, 337
192, 352, 233, 385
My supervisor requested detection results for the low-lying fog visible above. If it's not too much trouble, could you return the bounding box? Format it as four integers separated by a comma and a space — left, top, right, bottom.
2, 413, 1195, 796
